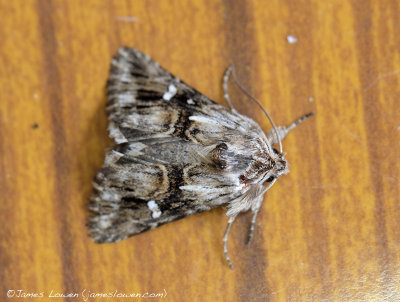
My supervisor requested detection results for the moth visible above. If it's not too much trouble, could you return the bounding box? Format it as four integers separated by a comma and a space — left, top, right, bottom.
89, 47, 312, 268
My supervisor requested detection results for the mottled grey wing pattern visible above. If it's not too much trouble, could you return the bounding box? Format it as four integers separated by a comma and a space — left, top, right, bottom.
88, 47, 262, 243
105, 47, 251, 145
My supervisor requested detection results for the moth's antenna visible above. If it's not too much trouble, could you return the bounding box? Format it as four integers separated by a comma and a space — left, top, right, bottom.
223, 66, 237, 113
229, 66, 283, 153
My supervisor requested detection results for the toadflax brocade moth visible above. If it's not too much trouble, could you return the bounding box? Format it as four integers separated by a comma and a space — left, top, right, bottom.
88, 47, 313, 268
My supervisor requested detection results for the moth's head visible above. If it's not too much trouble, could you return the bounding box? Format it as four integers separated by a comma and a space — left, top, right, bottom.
263, 148, 289, 184
239, 147, 289, 186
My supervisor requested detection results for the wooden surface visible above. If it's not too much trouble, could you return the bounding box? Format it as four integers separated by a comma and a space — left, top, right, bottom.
1, 0, 399, 301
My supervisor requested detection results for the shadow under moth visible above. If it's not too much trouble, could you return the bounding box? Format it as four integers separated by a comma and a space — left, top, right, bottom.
88, 47, 313, 268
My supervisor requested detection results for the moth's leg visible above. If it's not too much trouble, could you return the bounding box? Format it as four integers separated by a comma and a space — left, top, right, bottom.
223, 215, 237, 269
267, 112, 314, 145
247, 205, 261, 245
223, 65, 238, 113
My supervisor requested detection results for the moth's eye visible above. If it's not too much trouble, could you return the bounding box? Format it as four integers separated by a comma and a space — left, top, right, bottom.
272, 148, 279, 154
265, 176, 275, 183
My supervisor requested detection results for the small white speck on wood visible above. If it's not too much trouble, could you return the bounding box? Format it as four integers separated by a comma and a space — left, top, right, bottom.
287, 35, 298, 44
308, 97, 314, 103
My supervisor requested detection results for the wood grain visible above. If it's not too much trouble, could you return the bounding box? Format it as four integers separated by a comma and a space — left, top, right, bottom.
1, 0, 399, 301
